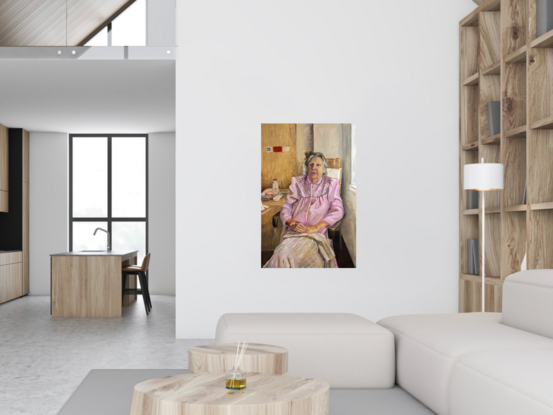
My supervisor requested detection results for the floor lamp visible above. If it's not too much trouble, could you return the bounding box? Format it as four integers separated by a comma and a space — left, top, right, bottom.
464, 158, 504, 312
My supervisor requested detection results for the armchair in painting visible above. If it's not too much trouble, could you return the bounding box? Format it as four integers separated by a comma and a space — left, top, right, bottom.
271, 157, 345, 249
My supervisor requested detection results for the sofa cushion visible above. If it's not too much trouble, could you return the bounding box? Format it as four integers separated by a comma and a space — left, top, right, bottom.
216, 313, 395, 388
450, 350, 553, 415
503, 270, 553, 340
378, 312, 553, 415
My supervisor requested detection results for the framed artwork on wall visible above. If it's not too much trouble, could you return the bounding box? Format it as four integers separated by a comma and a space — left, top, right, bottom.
261, 124, 356, 269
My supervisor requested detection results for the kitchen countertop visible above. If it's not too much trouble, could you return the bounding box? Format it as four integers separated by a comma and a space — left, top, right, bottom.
51, 251, 138, 257
0, 250, 23, 253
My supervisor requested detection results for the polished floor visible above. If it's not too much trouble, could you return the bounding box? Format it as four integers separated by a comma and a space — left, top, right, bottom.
0, 295, 211, 415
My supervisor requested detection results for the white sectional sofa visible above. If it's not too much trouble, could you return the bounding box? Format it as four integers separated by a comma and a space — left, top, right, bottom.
379, 270, 553, 415
215, 313, 395, 388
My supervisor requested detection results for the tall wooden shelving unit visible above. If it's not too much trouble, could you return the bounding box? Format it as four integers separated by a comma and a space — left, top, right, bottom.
459, 0, 553, 312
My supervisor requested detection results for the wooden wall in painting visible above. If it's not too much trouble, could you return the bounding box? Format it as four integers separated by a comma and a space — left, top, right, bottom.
314, 124, 343, 159
261, 124, 297, 191
295, 124, 314, 176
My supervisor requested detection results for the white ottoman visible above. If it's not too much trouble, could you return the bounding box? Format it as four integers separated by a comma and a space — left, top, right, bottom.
215, 313, 395, 388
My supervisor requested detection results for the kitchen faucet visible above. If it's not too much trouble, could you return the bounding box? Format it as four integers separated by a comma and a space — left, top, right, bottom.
93, 228, 111, 252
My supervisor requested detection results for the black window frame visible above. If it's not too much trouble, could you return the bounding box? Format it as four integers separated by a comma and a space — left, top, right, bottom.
69, 134, 149, 257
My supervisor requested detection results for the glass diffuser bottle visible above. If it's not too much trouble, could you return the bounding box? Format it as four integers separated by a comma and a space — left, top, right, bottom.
226, 366, 246, 390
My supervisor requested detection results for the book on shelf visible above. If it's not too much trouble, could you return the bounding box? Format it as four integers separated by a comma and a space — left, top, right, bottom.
487, 102, 500, 137
467, 190, 478, 209
537, 0, 553, 38
523, 180, 527, 205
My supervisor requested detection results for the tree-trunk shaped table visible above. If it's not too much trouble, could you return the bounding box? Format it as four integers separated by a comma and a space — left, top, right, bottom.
130, 372, 329, 415
188, 343, 288, 374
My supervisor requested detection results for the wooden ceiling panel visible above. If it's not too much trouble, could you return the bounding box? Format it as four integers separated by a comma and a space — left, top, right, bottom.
0, 0, 135, 46
0, 0, 67, 46
67, 0, 136, 46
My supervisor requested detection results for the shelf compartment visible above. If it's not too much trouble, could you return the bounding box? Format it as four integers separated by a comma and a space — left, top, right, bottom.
505, 45, 527, 64
482, 134, 500, 145
461, 86, 479, 147
504, 125, 527, 138
528, 131, 553, 205
502, 62, 527, 134
530, 202, 553, 211
528, 48, 553, 124
486, 207, 501, 214
461, 0, 501, 27
463, 72, 480, 86
531, 30, 553, 49
461, 27, 479, 82
482, 61, 501, 75
502, 1, 527, 57
528, 210, 553, 269
479, 76, 501, 142
484, 212, 501, 278
504, 204, 527, 212
480, 12, 501, 73
463, 141, 479, 151
530, 116, 553, 130
503, 135, 526, 207
501, 210, 526, 278
464, 209, 479, 216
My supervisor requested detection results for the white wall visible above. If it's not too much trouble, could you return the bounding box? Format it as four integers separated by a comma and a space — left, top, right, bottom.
149, 132, 176, 295
29, 132, 68, 295
147, 0, 175, 46
176, 0, 476, 338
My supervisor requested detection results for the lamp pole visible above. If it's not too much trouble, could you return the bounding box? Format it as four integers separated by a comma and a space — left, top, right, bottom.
481, 158, 485, 312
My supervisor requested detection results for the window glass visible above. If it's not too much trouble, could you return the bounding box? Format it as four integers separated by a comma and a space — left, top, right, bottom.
73, 222, 109, 252
73, 137, 108, 217
84, 26, 108, 46
112, 222, 146, 264
112, 137, 146, 217
111, 0, 146, 46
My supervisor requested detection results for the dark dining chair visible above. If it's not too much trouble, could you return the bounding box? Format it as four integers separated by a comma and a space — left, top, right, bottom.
122, 253, 152, 315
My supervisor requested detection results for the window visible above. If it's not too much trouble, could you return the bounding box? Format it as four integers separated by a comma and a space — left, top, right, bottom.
69, 135, 148, 263
85, 0, 146, 46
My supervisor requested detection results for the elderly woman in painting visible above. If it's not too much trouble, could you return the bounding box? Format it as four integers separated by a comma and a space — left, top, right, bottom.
264, 151, 344, 268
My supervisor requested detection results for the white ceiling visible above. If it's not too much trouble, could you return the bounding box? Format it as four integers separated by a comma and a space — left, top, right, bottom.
0, 59, 175, 133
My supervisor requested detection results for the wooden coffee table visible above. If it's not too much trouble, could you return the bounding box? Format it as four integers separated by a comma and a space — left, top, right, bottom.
130, 372, 329, 415
188, 343, 288, 374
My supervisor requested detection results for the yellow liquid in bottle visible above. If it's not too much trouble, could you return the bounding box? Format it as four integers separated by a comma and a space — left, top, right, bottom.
226, 378, 246, 390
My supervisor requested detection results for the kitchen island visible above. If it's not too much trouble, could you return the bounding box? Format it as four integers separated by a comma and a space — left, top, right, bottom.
50, 251, 138, 317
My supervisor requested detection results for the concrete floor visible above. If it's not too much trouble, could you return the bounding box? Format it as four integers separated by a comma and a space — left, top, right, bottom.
0, 295, 211, 415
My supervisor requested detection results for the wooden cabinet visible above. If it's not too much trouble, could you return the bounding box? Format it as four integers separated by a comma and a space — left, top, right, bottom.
0, 128, 30, 301
0, 124, 8, 213
0, 260, 23, 304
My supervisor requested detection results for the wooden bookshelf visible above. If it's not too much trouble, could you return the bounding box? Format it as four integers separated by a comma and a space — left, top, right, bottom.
459, 0, 539, 313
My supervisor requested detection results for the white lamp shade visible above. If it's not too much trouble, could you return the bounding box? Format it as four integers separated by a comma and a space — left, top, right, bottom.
464, 163, 504, 191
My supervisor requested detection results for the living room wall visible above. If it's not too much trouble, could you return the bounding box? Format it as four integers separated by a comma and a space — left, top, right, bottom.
175, 0, 476, 338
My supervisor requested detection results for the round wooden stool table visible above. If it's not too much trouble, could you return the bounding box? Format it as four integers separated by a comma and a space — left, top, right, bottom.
129, 372, 329, 415
188, 343, 288, 374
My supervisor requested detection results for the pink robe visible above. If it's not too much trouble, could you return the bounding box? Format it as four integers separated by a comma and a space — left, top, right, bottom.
280, 175, 344, 241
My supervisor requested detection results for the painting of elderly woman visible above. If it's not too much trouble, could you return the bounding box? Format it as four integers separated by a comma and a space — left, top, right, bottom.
261, 124, 356, 268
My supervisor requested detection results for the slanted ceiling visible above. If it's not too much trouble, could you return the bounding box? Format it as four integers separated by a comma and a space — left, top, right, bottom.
473, 0, 485, 4
0, 0, 136, 46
